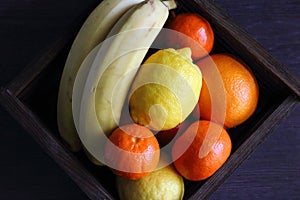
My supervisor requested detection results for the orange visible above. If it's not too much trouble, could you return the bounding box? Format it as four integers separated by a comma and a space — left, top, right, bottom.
172, 120, 232, 181
104, 124, 160, 180
194, 54, 259, 129
167, 13, 214, 60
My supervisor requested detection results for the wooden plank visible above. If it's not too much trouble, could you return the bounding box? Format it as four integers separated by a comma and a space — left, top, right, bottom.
185, 94, 299, 200
0, 0, 299, 199
4, 2, 98, 97
0, 88, 114, 200
6, 36, 70, 96
181, 0, 300, 98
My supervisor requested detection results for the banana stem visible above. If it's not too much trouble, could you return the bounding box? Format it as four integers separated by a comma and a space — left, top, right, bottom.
162, 0, 177, 10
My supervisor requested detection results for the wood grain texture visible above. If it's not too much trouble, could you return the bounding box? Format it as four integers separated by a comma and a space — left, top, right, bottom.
0, 88, 113, 200
0, 0, 299, 199
210, 0, 300, 199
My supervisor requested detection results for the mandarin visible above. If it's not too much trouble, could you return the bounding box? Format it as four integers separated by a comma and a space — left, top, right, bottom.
167, 13, 214, 60
194, 54, 259, 129
104, 124, 160, 180
172, 120, 232, 181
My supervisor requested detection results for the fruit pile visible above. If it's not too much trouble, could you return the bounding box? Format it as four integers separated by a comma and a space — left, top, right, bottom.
57, 0, 259, 199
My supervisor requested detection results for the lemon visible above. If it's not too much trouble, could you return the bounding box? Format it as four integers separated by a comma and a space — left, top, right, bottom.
116, 162, 184, 200
129, 48, 202, 131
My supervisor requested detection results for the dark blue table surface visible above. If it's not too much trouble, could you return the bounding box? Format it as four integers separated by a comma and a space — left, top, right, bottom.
0, 0, 299, 199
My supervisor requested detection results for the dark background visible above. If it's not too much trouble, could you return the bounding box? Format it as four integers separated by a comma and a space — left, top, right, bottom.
0, 0, 299, 199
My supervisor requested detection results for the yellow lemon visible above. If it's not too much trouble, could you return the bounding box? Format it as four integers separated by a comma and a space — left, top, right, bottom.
129, 48, 202, 131
116, 161, 184, 200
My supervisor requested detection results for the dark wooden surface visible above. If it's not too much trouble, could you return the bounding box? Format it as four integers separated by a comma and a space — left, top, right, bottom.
0, 0, 299, 199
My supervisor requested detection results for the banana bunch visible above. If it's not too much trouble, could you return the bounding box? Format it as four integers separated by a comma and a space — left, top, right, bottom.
57, 0, 176, 164
58, 0, 149, 152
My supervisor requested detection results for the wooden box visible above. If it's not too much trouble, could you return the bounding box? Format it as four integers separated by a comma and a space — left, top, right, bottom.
1, 0, 299, 199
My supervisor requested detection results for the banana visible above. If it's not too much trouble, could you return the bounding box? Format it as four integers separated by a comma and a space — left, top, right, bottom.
72, 4, 140, 134
72, 5, 140, 166
72, 44, 105, 165
57, 0, 144, 152
75, 0, 176, 164
72, 45, 99, 136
